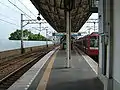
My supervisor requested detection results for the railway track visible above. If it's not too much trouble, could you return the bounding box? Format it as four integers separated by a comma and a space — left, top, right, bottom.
0, 46, 56, 90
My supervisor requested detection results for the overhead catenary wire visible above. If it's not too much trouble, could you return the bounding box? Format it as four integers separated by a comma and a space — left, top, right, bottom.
0, 18, 20, 27
8, 0, 39, 25
0, 12, 17, 21
0, 1, 29, 20
8, 0, 33, 19
0, 1, 21, 14
17, 0, 36, 17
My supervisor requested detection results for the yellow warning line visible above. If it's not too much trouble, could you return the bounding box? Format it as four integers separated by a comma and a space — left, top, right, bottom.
37, 50, 58, 90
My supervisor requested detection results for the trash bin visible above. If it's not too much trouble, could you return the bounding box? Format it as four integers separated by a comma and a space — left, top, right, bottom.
63, 43, 66, 50
64, 43, 66, 49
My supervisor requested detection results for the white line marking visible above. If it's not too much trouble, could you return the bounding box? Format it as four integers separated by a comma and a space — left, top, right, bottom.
75, 47, 98, 74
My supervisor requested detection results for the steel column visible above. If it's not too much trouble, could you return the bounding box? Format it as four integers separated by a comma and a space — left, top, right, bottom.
66, 11, 71, 68
39, 23, 41, 35
99, 0, 114, 90
46, 28, 48, 47
21, 14, 24, 54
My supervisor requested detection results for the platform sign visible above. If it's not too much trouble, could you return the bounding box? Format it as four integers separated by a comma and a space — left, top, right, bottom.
79, 32, 87, 34
52, 33, 81, 36
52, 33, 65, 36
72, 33, 81, 36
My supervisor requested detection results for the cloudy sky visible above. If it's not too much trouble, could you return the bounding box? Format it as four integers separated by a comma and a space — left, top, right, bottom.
0, 0, 98, 39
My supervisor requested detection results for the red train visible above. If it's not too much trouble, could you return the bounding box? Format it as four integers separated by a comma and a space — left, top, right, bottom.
75, 32, 99, 58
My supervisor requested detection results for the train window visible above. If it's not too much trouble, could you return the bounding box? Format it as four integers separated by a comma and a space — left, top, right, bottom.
90, 36, 98, 47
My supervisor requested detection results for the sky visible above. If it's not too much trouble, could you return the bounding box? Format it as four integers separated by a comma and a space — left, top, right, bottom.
0, 0, 98, 39
79, 13, 98, 36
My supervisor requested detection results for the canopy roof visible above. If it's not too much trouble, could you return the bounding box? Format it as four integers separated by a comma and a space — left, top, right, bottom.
30, 0, 97, 32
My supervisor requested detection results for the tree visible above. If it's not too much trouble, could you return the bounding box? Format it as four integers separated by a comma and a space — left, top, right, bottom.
9, 29, 22, 40
9, 29, 50, 41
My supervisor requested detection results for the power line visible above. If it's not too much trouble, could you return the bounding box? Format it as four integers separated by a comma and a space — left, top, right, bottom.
0, 18, 20, 27
0, 12, 17, 21
17, 0, 36, 17
0, 1, 32, 20
0, 1, 21, 14
8, 0, 33, 19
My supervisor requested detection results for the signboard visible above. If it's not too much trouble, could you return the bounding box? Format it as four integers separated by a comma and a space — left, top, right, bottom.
52, 33, 81, 36
52, 33, 65, 36
79, 32, 87, 34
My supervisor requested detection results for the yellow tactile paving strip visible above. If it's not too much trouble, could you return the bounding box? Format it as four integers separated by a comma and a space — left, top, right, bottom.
36, 50, 58, 90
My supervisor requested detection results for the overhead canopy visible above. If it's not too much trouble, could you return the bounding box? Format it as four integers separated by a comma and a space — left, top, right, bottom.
30, 0, 97, 32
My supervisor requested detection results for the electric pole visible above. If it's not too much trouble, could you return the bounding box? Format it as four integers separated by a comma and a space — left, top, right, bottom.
21, 14, 24, 54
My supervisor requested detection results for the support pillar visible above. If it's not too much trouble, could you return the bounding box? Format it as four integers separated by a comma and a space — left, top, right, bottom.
98, 0, 114, 90
112, 0, 120, 90
66, 11, 71, 68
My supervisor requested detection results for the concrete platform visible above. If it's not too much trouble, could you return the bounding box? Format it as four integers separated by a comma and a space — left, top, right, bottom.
37, 49, 104, 90
8, 47, 103, 90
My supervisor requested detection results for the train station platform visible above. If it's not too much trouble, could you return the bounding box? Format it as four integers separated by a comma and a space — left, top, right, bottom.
8, 46, 103, 90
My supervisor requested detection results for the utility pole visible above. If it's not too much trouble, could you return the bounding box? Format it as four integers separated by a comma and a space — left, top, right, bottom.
93, 22, 96, 31
21, 14, 24, 54
86, 19, 98, 32
46, 28, 48, 47
39, 22, 41, 35
20, 14, 43, 54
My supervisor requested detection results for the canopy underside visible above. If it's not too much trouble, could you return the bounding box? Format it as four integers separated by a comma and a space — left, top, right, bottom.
30, 0, 92, 32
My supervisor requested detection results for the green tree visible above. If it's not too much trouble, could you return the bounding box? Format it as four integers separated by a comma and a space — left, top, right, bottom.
9, 29, 21, 40
9, 29, 50, 41
9, 29, 32, 40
